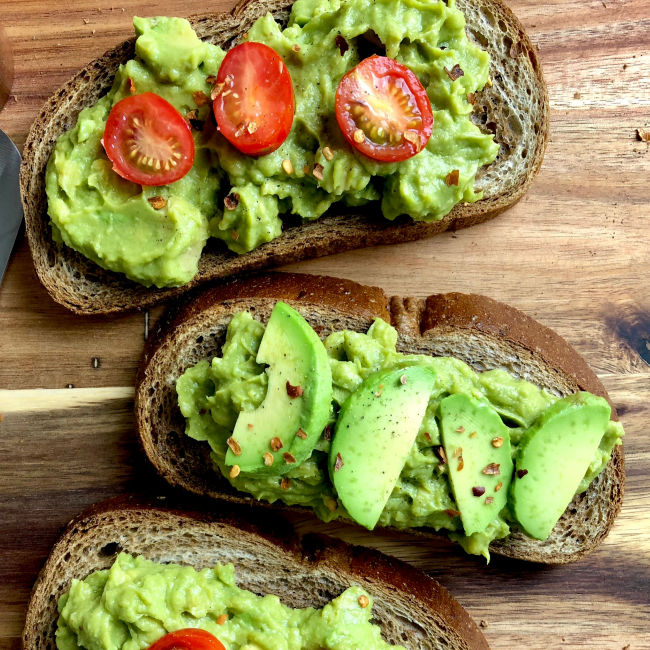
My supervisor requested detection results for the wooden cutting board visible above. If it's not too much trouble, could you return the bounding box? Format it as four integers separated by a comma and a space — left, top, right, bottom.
0, 1, 648, 648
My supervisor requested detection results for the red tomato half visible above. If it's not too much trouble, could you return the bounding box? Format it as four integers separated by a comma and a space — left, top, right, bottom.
103, 92, 195, 186
148, 629, 225, 650
335, 55, 433, 162
213, 42, 295, 156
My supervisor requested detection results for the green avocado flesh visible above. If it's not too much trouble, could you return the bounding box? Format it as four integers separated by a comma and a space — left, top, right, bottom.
511, 392, 612, 540
46, 0, 498, 287
440, 393, 512, 536
225, 301, 332, 474
330, 366, 437, 529
177, 312, 624, 560
56, 553, 402, 650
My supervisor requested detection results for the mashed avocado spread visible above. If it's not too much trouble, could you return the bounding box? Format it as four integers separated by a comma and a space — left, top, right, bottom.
57, 553, 401, 650
177, 313, 624, 560
46, 0, 498, 287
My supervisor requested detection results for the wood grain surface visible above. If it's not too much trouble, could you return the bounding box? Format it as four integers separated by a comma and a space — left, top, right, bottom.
0, 1, 648, 649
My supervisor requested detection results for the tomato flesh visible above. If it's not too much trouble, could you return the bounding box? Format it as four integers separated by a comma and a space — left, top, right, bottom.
147, 629, 225, 650
213, 42, 295, 156
103, 92, 195, 186
335, 55, 433, 162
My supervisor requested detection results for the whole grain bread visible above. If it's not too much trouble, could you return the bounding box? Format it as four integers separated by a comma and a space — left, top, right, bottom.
21, 0, 548, 314
135, 272, 624, 565
23, 495, 489, 650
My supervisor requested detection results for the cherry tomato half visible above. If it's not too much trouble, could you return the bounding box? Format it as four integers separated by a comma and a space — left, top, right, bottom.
148, 629, 225, 650
335, 55, 433, 162
103, 92, 195, 186
213, 41, 295, 156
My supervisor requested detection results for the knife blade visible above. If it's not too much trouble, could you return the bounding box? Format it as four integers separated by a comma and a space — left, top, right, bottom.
0, 128, 23, 284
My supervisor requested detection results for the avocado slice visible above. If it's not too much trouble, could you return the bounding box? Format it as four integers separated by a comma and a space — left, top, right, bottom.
511, 392, 611, 540
440, 393, 513, 536
329, 366, 436, 530
225, 301, 332, 474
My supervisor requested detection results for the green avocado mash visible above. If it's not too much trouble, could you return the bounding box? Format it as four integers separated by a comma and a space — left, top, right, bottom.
46, 0, 498, 287
177, 313, 624, 560
57, 553, 401, 650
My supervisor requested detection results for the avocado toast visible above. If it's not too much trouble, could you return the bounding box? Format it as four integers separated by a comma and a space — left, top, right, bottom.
135, 272, 624, 564
21, 0, 547, 313
23, 496, 489, 650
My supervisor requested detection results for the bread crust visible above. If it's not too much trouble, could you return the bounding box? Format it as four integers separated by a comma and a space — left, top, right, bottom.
22, 495, 489, 650
20, 0, 548, 314
135, 272, 624, 565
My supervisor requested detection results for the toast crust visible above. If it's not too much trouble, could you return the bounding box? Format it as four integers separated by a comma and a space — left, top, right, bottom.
22, 495, 489, 650
135, 272, 624, 565
21, 0, 548, 314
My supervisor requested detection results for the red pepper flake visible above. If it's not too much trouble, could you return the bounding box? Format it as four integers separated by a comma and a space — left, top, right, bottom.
280, 477, 291, 490
322, 425, 332, 441
445, 508, 461, 517
226, 437, 242, 456
187, 112, 205, 130
216, 614, 228, 625
224, 193, 239, 211
247, 423, 254, 430
444, 64, 464, 81
335, 34, 349, 56
270, 437, 284, 452
472, 486, 486, 497
231, 230, 239, 241
435, 445, 447, 464
482, 463, 501, 475
206, 74, 218, 84
457, 457, 464, 471
445, 170, 460, 186
286, 381, 303, 398
452, 446, 462, 458
210, 82, 225, 101
147, 196, 167, 210
455, 425, 465, 433
312, 163, 324, 180
198, 408, 207, 415
334, 452, 344, 472
495, 481, 503, 492
467, 92, 476, 105
193, 90, 210, 106
127, 77, 136, 94
283, 452, 297, 464
424, 431, 432, 442
485, 496, 495, 505
517, 469, 529, 479
296, 428, 308, 440
491, 436, 504, 448
292, 43, 301, 52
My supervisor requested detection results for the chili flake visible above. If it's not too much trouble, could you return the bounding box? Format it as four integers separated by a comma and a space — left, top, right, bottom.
226, 437, 242, 456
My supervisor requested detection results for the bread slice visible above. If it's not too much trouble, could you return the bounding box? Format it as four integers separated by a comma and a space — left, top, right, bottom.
21, 0, 548, 314
23, 495, 489, 650
135, 272, 624, 565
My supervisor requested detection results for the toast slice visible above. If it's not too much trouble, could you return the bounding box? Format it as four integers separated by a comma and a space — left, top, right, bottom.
21, 0, 548, 314
23, 495, 489, 650
135, 272, 624, 564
